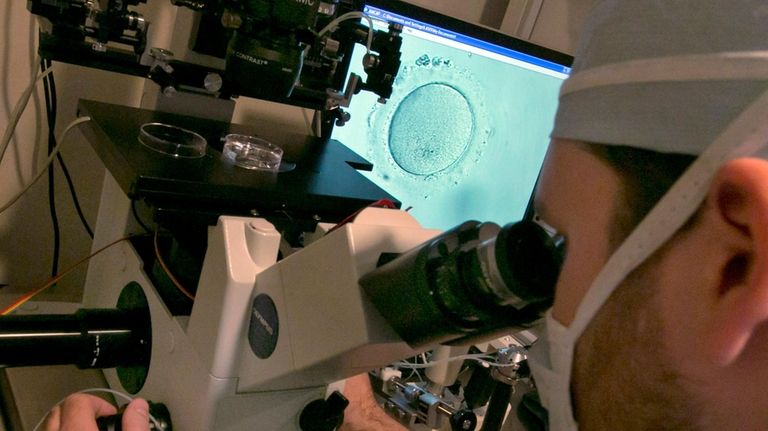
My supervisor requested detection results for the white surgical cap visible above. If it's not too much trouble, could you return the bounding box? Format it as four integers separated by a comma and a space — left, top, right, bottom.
551, 0, 768, 155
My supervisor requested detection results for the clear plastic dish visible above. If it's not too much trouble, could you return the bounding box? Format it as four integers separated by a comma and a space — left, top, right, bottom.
138, 123, 207, 159
221, 134, 283, 172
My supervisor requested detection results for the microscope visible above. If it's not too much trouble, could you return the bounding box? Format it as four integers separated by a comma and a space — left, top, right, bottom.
1, 1, 561, 429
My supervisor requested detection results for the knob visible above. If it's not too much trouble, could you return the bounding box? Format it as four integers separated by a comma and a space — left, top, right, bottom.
450, 409, 477, 431
298, 391, 349, 431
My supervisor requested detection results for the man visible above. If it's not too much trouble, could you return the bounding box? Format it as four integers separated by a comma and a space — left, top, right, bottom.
525, 0, 768, 429
346, 0, 768, 429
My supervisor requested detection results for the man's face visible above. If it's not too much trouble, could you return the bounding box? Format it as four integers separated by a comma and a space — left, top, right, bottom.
532, 139, 707, 428
534, 139, 624, 326
532, 139, 651, 429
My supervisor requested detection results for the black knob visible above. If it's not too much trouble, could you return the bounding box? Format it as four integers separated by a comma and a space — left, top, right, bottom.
450, 409, 477, 431
299, 391, 349, 431
96, 402, 172, 431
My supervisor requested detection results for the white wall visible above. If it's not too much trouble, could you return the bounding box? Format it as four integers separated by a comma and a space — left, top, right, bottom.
0, 1, 189, 306
0, 3, 141, 304
407, 0, 595, 55
405, 0, 510, 28
528, 0, 595, 54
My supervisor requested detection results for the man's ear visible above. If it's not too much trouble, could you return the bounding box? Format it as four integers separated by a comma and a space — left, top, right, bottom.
704, 158, 768, 366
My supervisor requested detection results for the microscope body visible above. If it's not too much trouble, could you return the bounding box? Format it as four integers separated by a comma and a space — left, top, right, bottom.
81, 171, 438, 430
17, 2, 558, 429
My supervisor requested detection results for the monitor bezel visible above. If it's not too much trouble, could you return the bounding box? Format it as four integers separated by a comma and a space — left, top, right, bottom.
340, 0, 574, 227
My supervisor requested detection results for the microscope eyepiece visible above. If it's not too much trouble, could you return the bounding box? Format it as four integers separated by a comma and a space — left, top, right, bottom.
360, 220, 564, 348
467, 220, 563, 309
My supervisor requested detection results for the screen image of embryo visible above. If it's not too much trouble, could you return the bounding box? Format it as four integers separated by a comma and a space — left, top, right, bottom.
331, 4, 570, 230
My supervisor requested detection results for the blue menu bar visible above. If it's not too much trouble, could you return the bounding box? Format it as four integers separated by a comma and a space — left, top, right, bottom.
364, 5, 571, 75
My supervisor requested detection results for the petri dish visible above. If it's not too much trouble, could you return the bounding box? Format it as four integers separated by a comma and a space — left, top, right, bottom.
138, 123, 207, 158
221, 134, 283, 172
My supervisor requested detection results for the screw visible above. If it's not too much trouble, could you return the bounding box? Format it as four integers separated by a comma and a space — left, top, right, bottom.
362, 53, 379, 69
92, 41, 107, 53
204, 73, 223, 93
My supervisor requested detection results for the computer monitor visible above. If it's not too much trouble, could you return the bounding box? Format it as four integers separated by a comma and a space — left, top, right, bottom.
331, 0, 572, 230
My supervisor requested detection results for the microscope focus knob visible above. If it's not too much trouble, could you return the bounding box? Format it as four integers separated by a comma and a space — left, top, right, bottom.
298, 391, 349, 431
450, 409, 478, 431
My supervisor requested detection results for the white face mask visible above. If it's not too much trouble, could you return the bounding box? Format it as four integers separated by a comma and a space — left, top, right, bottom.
527, 51, 768, 431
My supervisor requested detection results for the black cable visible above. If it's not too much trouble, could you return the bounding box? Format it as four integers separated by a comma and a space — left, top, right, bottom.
55, 152, 94, 238
39, 54, 94, 268
42, 58, 60, 278
41, 45, 94, 239
131, 199, 153, 235
480, 382, 512, 431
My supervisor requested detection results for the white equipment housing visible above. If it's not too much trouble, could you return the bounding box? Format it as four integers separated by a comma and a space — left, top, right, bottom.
82, 171, 440, 430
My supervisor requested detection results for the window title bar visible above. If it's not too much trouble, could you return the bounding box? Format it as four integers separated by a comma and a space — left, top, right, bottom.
364, 5, 572, 76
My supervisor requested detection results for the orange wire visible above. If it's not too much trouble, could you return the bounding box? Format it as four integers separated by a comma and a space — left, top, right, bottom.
153, 231, 195, 301
0, 236, 134, 315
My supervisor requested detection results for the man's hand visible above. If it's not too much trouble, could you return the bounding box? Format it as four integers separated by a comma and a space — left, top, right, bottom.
340, 373, 408, 431
43, 394, 150, 431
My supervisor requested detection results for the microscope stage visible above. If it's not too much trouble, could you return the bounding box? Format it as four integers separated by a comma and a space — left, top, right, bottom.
77, 99, 399, 224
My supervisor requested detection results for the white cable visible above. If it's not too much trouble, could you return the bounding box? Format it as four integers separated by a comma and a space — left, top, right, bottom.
0, 57, 52, 164
32, 387, 162, 431
0, 116, 91, 215
394, 353, 515, 369
317, 11, 374, 54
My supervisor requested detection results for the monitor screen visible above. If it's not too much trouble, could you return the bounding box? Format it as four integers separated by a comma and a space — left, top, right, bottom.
331, 1, 572, 230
